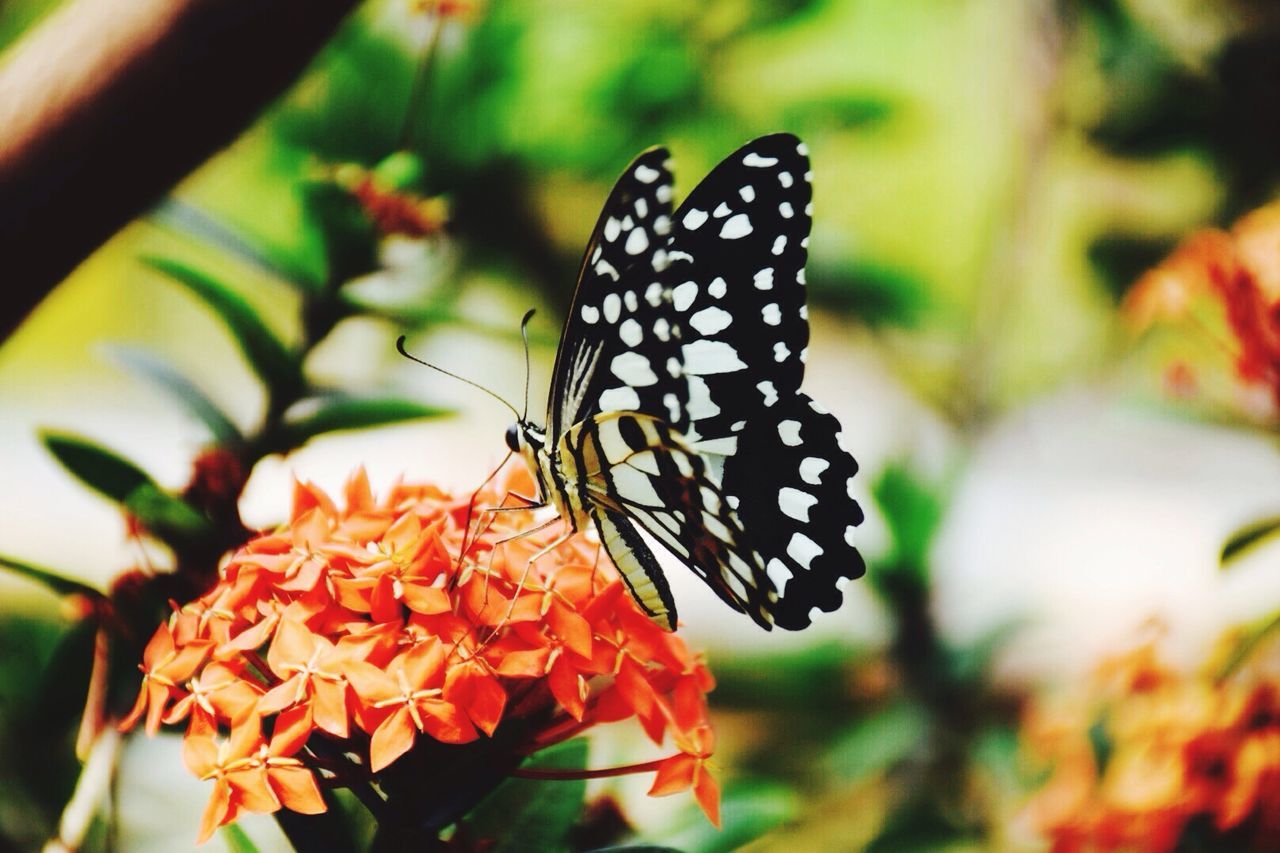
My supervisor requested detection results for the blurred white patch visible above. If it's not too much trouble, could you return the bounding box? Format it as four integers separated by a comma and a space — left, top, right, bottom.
933, 389, 1280, 683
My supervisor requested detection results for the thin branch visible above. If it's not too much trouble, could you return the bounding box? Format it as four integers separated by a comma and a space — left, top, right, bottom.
0, 0, 362, 342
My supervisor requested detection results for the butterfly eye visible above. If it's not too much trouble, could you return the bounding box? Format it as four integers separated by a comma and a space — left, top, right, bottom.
505, 423, 521, 453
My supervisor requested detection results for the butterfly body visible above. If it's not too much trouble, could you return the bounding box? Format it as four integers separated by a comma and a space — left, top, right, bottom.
508, 134, 865, 632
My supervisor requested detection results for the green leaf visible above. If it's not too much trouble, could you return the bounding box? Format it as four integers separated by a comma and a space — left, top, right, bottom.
275, 396, 451, 450
41, 432, 212, 542
656, 780, 798, 853
870, 463, 946, 598
104, 345, 243, 445
808, 257, 931, 329
150, 198, 324, 293
1221, 516, 1280, 565
220, 823, 261, 853
373, 151, 426, 191
467, 738, 589, 853
143, 256, 300, 396
1217, 611, 1280, 681
302, 179, 378, 287
0, 554, 101, 598
826, 701, 928, 783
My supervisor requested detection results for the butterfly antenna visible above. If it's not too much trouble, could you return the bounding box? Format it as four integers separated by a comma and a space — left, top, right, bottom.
396, 335, 520, 420
519, 308, 536, 421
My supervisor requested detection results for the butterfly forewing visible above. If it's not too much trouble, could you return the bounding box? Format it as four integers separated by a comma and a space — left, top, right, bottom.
659, 133, 813, 450
548, 148, 688, 439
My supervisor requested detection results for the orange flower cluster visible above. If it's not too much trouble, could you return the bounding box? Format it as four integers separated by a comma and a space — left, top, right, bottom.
119, 466, 719, 843
1126, 203, 1280, 412
1023, 636, 1280, 851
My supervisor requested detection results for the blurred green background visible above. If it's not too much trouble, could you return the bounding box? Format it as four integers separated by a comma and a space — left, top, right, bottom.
5, 0, 1280, 849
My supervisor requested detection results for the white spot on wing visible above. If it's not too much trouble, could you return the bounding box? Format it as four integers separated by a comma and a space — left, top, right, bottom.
663, 392, 680, 422
779, 202, 794, 218
846, 476, 857, 499
845, 525, 857, 547
720, 214, 752, 239
739, 185, 755, 202
772, 235, 786, 256
757, 380, 778, 406
624, 290, 638, 311
682, 340, 747, 375
743, 151, 779, 167
656, 184, 673, 203
683, 209, 708, 230
634, 164, 660, 183
695, 435, 738, 456
654, 215, 671, 236
708, 277, 727, 298
778, 419, 802, 445
653, 317, 670, 341
762, 303, 781, 325
603, 217, 621, 242
778, 171, 793, 188
581, 305, 600, 324
799, 457, 829, 485
797, 269, 806, 285
713, 202, 731, 218
754, 268, 774, 290
796, 141, 809, 155
625, 228, 649, 256
672, 281, 698, 312
598, 386, 641, 412
787, 532, 823, 570
595, 259, 619, 281
779, 487, 818, 522
689, 306, 732, 335
603, 293, 621, 323
610, 351, 658, 386
773, 341, 790, 362
685, 375, 721, 421
634, 197, 648, 218
766, 558, 793, 596
619, 318, 643, 346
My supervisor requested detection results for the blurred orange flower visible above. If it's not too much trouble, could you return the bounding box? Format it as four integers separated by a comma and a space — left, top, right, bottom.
1126, 203, 1280, 413
1023, 632, 1280, 851
119, 465, 719, 843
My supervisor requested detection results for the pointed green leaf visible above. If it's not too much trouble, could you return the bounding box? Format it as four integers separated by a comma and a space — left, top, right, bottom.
0, 554, 101, 598
143, 256, 300, 395
41, 432, 212, 543
1221, 516, 1280, 565
151, 198, 324, 293
275, 396, 451, 450
104, 345, 243, 445
220, 823, 261, 853
372, 151, 425, 191
1217, 611, 1280, 681
467, 738, 589, 853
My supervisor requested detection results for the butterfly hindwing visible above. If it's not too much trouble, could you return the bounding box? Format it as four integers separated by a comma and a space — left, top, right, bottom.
721, 393, 866, 629
549, 148, 688, 440
562, 412, 773, 629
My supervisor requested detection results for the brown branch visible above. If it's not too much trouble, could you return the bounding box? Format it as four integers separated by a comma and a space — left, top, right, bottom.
0, 0, 362, 342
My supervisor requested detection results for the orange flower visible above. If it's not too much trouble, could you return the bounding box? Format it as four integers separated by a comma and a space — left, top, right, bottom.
119, 623, 213, 736
120, 465, 720, 842
1023, 634, 1280, 851
1126, 202, 1280, 414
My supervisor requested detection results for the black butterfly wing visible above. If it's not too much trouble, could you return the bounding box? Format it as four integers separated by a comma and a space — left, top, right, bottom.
721, 394, 866, 629
547, 148, 688, 441
654, 133, 864, 629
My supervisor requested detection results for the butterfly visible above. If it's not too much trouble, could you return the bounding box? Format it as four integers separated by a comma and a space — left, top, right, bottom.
504, 133, 865, 631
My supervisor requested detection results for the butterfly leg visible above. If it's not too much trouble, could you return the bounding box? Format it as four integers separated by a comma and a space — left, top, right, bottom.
481, 524, 577, 647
